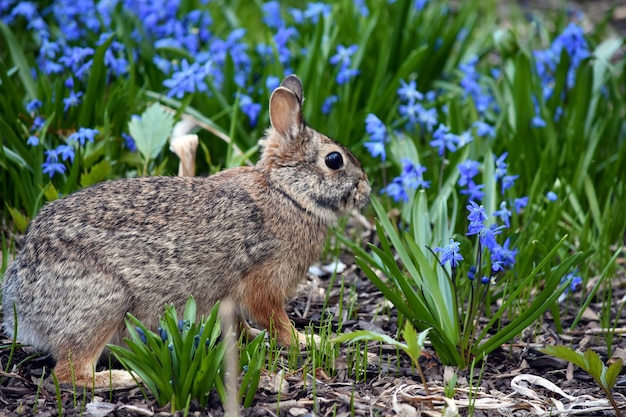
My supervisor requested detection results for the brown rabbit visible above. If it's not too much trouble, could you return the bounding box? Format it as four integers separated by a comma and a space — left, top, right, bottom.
2, 75, 370, 388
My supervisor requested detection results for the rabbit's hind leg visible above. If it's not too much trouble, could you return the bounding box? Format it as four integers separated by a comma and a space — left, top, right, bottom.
51, 319, 137, 388
47, 271, 136, 388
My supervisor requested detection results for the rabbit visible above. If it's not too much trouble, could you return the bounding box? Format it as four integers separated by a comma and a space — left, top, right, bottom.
1, 74, 370, 388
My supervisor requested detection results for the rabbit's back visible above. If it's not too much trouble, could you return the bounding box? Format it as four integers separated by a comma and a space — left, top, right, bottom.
2, 169, 320, 347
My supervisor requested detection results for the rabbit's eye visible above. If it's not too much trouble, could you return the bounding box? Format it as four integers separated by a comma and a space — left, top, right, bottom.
325, 152, 344, 170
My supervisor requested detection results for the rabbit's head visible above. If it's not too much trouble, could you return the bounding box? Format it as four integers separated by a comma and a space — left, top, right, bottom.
258, 75, 370, 225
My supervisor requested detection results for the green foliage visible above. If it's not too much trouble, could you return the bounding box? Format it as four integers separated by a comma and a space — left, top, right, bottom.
127, 104, 175, 175
109, 297, 265, 411
541, 346, 624, 417
333, 321, 430, 391
342, 195, 583, 368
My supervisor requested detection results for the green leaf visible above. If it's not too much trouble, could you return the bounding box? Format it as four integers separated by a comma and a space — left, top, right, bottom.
0, 21, 37, 99
79, 35, 115, 127
80, 160, 112, 188
332, 329, 406, 350
404, 322, 430, 363
7, 207, 29, 233
605, 360, 623, 389
541, 345, 588, 371
584, 349, 604, 382
128, 103, 175, 163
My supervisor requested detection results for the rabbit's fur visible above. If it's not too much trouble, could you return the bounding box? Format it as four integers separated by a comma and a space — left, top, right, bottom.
2, 75, 370, 388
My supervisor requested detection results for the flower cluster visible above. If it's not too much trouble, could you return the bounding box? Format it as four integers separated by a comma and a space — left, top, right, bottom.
458, 56, 497, 115
534, 22, 589, 99
364, 114, 389, 161
329, 44, 360, 85
382, 158, 430, 203
40, 127, 99, 178
397, 80, 438, 133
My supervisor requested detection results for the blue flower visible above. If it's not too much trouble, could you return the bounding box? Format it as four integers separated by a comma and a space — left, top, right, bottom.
531, 115, 547, 128
399, 158, 430, 190
457, 129, 473, 147
27, 136, 39, 146
480, 224, 505, 252
398, 101, 424, 125
473, 121, 495, 138
501, 174, 518, 194
381, 177, 408, 202
9, 2, 38, 21
63, 91, 83, 111
459, 56, 494, 114
493, 201, 512, 228
430, 123, 459, 156
466, 201, 487, 235
417, 107, 438, 132
42, 150, 66, 178
135, 327, 147, 344
514, 196, 529, 213
546, 191, 558, 201
434, 238, 463, 268
55, 144, 75, 163
364, 113, 389, 160
26, 98, 42, 113
490, 238, 517, 272
153, 56, 172, 74
266, 76, 280, 91
262, 1, 284, 28
562, 271, 583, 294
302, 2, 332, 24
59, 46, 94, 73
457, 160, 480, 187
273, 27, 299, 67
467, 265, 476, 280
354, 0, 369, 16
158, 326, 168, 342
414, 0, 429, 10
68, 127, 99, 146
163, 59, 210, 99
330, 44, 358, 68
121, 133, 137, 152
397, 79, 424, 103
322, 95, 338, 115
336, 67, 359, 85
494, 152, 508, 181
458, 160, 484, 201
460, 182, 484, 201
239, 94, 261, 127
364, 115, 387, 140
31, 116, 45, 132
329, 44, 359, 84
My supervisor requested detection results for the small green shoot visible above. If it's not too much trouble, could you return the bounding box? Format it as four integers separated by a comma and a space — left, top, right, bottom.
334, 321, 431, 395
541, 346, 624, 417
109, 296, 265, 412
51, 370, 63, 417
444, 369, 458, 398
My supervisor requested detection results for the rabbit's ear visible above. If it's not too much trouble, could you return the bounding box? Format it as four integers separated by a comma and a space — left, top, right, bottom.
269, 86, 303, 138
280, 75, 303, 105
